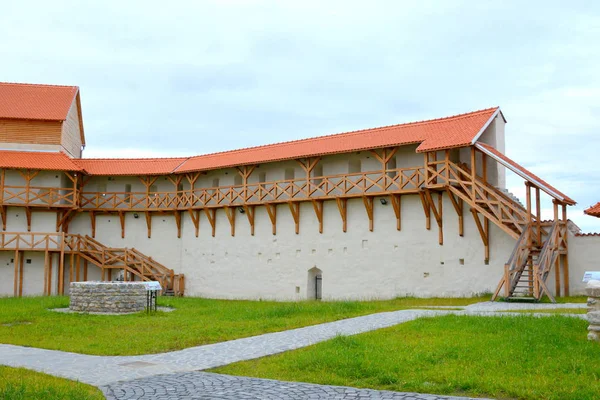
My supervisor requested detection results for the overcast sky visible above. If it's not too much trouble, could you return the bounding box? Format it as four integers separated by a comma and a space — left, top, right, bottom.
2, 0, 599, 231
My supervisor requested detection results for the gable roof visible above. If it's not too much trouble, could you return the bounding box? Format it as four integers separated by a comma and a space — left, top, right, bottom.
174, 107, 500, 173
475, 142, 576, 205
0, 82, 79, 121
0, 150, 82, 171
585, 202, 600, 218
74, 157, 188, 176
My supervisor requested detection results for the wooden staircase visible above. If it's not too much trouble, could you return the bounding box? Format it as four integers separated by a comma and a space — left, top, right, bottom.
67, 235, 185, 296
440, 161, 566, 302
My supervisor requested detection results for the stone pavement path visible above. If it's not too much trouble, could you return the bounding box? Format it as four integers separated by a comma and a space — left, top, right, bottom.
0, 301, 586, 399
101, 371, 489, 400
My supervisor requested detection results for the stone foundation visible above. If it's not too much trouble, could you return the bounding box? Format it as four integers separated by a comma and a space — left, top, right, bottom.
69, 282, 147, 313
586, 280, 600, 342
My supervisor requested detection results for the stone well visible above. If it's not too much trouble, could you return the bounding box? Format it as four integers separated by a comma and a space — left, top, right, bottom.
587, 279, 600, 342
69, 282, 147, 313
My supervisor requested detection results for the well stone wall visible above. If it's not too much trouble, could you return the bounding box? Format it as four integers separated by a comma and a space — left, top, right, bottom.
69, 282, 146, 313
587, 280, 600, 342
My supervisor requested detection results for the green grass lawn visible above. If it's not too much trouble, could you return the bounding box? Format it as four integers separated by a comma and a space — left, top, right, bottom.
0, 367, 103, 400
0, 295, 488, 356
214, 315, 600, 400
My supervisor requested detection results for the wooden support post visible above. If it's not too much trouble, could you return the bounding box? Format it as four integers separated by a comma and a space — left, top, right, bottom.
336, 198, 348, 232
188, 209, 200, 237
236, 165, 257, 202
76, 253, 81, 282
390, 195, 401, 231
58, 238, 65, 295
446, 189, 464, 236
145, 211, 152, 238
43, 244, 49, 296
83, 259, 88, 282
89, 211, 96, 238
471, 209, 489, 262
562, 203, 569, 296
535, 187, 541, 245
504, 264, 510, 298
482, 152, 487, 185
224, 207, 236, 236
174, 211, 182, 238
288, 202, 300, 234
265, 204, 277, 235
470, 147, 476, 199
0, 206, 6, 231
244, 205, 256, 236
47, 253, 53, 295
13, 249, 19, 297
297, 157, 321, 196
69, 252, 74, 284
526, 183, 532, 247
186, 173, 200, 208
204, 208, 216, 237
19, 252, 24, 297
425, 190, 443, 245
555, 254, 561, 297
119, 211, 125, 238
312, 200, 324, 233
418, 191, 431, 230
362, 197, 374, 232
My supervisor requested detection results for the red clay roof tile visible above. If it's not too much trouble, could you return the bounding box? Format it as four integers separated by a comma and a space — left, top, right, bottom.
0, 150, 82, 171
584, 202, 600, 218
74, 158, 188, 176
0, 82, 78, 121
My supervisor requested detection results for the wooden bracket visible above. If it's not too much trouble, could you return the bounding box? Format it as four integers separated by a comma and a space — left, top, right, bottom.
224, 207, 236, 236
471, 208, 489, 261
25, 207, 32, 232
119, 211, 125, 238
336, 198, 348, 232
56, 209, 75, 233
244, 205, 256, 236
174, 211, 182, 238
288, 202, 300, 234
424, 190, 443, 245
446, 188, 464, 236
312, 200, 324, 233
0, 205, 6, 231
89, 211, 96, 238
362, 196, 374, 232
390, 195, 401, 231
418, 191, 431, 230
145, 211, 152, 238
204, 208, 216, 237
265, 204, 277, 235
188, 209, 200, 237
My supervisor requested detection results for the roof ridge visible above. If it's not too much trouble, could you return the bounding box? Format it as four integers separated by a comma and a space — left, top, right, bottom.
184, 107, 500, 161
77, 156, 190, 161
0, 81, 78, 89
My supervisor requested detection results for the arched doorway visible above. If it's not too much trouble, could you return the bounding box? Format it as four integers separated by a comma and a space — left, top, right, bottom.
307, 267, 322, 300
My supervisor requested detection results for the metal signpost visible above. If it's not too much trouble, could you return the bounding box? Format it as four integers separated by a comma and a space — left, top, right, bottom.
144, 281, 162, 313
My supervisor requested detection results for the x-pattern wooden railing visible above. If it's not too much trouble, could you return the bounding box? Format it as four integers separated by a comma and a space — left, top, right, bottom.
76, 167, 426, 211
2, 186, 76, 207
0, 231, 64, 251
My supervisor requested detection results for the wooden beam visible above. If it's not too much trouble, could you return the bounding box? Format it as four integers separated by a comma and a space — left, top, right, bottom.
418, 191, 431, 230
362, 196, 374, 232
119, 211, 125, 238
535, 187, 541, 245
83, 259, 88, 282
19, 251, 24, 297
244, 205, 256, 236
390, 195, 401, 231
224, 207, 236, 236
265, 204, 277, 235
89, 211, 96, 238
174, 211, 182, 238
204, 208, 216, 237
145, 211, 152, 238
288, 202, 300, 234
188, 209, 200, 237
336, 198, 348, 232
470, 146, 476, 199
471, 209, 489, 261
424, 190, 443, 245
43, 250, 49, 296
446, 188, 464, 236
312, 200, 324, 233
47, 253, 53, 295
0, 205, 6, 231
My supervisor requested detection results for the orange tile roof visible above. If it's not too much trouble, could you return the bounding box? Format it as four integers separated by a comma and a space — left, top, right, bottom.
475, 143, 576, 205
0, 82, 79, 121
74, 158, 188, 176
0, 150, 82, 171
584, 202, 600, 218
175, 107, 500, 173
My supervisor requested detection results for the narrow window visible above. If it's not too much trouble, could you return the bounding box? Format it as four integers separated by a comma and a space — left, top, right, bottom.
212, 178, 220, 188
234, 175, 242, 186
124, 183, 132, 203
259, 172, 266, 183
284, 168, 295, 180
97, 183, 107, 197
348, 159, 361, 174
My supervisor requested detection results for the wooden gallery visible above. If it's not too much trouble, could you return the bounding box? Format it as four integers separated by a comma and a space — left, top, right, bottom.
0, 82, 595, 301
